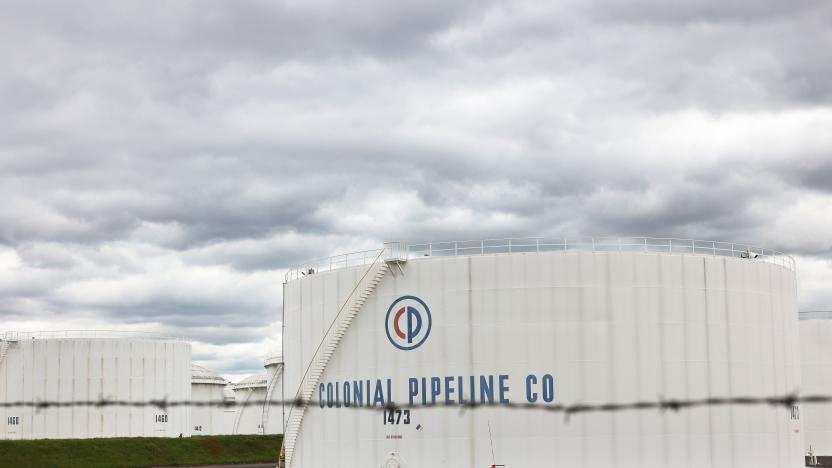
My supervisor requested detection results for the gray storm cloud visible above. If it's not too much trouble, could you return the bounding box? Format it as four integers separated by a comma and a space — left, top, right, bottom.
1, 0, 830, 376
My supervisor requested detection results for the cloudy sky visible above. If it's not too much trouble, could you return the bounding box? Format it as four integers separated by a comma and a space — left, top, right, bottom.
1, 0, 830, 380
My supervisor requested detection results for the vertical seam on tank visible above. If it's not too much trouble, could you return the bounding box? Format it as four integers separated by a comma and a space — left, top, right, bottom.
84, 341, 92, 434
632, 252, 643, 466
468, 254, 475, 467
71, 340, 76, 438
658, 253, 668, 468
299, 276, 303, 418
780, 265, 792, 460
768, 264, 783, 464
703, 257, 715, 467
792, 265, 801, 459
578, 252, 586, 467
605, 253, 618, 468
723, 257, 736, 467
282, 280, 286, 435
681, 255, 691, 468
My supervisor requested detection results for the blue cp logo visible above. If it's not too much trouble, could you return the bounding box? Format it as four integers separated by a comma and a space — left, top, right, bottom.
385, 295, 432, 351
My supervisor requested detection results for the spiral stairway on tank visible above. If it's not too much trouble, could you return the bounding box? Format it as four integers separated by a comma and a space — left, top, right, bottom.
281, 250, 392, 468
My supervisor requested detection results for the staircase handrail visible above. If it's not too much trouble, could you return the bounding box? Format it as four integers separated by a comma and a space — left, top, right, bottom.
232, 386, 258, 435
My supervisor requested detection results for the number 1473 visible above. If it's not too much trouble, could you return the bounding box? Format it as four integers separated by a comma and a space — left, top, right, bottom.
383, 409, 410, 425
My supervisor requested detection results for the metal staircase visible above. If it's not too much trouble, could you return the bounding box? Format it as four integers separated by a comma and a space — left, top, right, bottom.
281, 250, 390, 467
0, 340, 9, 369
0, 333, 17, 371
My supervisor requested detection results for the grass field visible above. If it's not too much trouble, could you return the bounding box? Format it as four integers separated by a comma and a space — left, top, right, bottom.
0, 434, 281, 468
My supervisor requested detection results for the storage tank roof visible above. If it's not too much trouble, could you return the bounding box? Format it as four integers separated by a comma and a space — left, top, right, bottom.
191, 364, 228, 385
233, 373, 267, 389
0, 330, 189, 342
264, 354, 283, 366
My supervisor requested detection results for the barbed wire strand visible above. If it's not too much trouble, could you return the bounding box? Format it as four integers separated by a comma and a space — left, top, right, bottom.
0, 393, 822, 422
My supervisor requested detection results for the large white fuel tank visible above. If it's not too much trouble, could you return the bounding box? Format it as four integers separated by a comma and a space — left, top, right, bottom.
282, 238, 802, 468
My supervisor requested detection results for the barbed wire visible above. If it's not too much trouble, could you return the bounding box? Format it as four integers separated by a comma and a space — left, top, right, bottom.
0, 393, 824, 421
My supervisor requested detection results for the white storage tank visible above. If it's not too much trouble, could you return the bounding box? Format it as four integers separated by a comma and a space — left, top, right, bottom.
799, 312, 832, 457
221, 384, 237, 434
281, 238, 803, 468
232, 373, 268, 435
263, 355, 285, 434
191, 364, 231, 436
0, 331, 191, 440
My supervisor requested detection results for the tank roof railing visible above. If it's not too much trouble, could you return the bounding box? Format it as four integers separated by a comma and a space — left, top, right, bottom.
0, 330, 190, 342
285, 236, 795, 281
285, 247, 387, 281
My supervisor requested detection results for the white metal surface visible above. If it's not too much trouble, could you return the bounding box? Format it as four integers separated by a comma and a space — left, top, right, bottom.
263, 356, 285, 435
191, 364, 231, 436
800, 317, 832, 455
0, 336, 191, 440
232, 374, 268, 435
283, 247, 803, 468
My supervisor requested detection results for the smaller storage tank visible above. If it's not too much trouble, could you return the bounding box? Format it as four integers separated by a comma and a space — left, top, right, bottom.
0, 331, 191, 440
263, 355, 284, 434
190, 364, 231, 435
222, 385, 237, 433
800, 312, 832, 457
232, 373, 268, 434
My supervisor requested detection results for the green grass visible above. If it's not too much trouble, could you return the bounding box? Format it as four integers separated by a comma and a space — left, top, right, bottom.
0, 434, 281, 468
